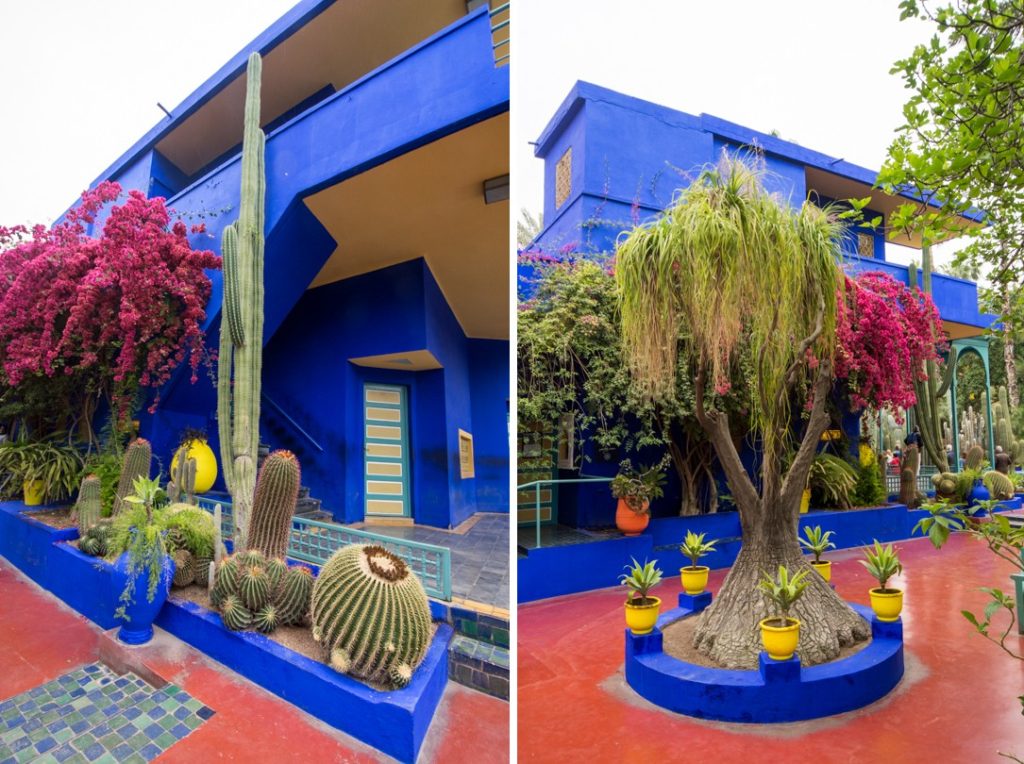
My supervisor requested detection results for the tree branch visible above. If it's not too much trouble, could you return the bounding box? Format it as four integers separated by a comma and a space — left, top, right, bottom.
780, 358, 834, 511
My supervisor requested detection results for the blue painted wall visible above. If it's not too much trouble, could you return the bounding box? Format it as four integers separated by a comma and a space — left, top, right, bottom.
259, 259, 508, 528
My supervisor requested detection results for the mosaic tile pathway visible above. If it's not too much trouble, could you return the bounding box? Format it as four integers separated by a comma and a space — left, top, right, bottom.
0, 662, 213, 764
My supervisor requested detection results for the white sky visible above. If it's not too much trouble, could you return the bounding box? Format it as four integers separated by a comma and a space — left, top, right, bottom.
0, 0, 296, 226
512, 0, 961, 268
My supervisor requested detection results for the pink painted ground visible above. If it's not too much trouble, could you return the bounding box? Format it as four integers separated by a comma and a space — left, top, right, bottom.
0, 559, 508, 762
519, 533, 1024, 762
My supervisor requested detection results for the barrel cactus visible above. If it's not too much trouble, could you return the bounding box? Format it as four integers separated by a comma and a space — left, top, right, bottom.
211, 549, 312, 632
246, 450, 301, 559
76, 475, 102, 534
965, 444, 985, 471
113, 439, 152, 515
79, 519, 113, 557
172, 550, 196, 588
933, 471, 959, 501
983, 470, 1014, 500
193, 554, 213, 587
310, 544, 432, 689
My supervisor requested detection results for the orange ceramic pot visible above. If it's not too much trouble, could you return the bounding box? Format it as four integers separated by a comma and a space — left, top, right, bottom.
615, 498, 649, 536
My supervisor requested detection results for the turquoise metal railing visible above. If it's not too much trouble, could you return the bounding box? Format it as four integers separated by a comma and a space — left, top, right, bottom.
517, 476, 612, 549
884, 465, 937, 497
196, 497, 452, 601
490, 3, 509, 65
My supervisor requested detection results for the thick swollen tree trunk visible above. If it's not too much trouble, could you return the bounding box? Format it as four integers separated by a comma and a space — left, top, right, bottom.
691, 358, 870, 668
690, 493, 870, 668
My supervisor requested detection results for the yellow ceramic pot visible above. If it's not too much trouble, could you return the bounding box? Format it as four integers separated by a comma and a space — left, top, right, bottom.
811, 560, 832, 582
759, 617, 800, 660
800, 488, 811, 514
624, 596, 661, 635
680, 566, 710, 595
22, 480, 44, 506
869, 588, 904, 622
172, 440, 218, 494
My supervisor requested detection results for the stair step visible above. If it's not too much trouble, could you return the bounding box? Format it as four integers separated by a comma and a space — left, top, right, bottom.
447, 636, 509, 700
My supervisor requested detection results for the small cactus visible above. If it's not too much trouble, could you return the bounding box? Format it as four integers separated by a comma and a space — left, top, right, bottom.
172, 550, 196, 588
220, 594, 253, 631
211, 550, 312, 633
310, 544, 432, 688
933, 471, 958, 500
193, 554, 213, 587
246, 450, 301, 559
169, 453, 198, 505
79, 519, 112, 557
76, 475, 102, 534
113, 439, 152, 515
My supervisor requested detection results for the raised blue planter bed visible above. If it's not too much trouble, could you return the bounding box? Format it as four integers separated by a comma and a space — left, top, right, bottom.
520, 503, 918, 603
625, 593, 904, 723
0, 501, 449, 762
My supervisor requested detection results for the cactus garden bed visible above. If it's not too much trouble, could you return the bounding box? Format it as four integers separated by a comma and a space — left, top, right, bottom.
0, 501, 450, 762
19, 505, 76, 529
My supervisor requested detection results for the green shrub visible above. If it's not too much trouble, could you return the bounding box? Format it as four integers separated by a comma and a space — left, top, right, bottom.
809, 454, 858, 509
851, 458, 888, 507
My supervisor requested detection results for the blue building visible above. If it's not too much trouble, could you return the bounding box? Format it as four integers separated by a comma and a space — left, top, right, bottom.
68, 1, 511, 530
520, 81, 994, 531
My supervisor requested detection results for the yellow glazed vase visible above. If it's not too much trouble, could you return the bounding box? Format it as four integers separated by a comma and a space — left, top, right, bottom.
680, 566, 709, 595
624, 596, 661, 635
811, 560, 832, 582
22, 480, 44, 506
759, 617, 800, 661
869, 588, 903, 622
800, 488, 811, 514
172, 440, 218, 494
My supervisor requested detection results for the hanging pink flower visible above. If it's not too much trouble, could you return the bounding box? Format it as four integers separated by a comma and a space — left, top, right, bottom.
0, 183, 220, 420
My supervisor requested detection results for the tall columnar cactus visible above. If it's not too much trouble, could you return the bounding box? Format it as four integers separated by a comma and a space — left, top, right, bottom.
898, 445, 920, 508
217, 51, 266, 551
76, 474, 102, 533
113, 438, 152, 515
311, 544, 432, 689
965, 444, 984, 471
247, 450, 301, 559
169, 454, 197, 505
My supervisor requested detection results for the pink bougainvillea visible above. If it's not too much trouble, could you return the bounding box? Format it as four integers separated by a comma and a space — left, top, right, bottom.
0, 182, 220, 421
835, 270, 944, 415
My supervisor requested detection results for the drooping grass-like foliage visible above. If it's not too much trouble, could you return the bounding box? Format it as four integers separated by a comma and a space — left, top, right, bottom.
616, 156, 843, 456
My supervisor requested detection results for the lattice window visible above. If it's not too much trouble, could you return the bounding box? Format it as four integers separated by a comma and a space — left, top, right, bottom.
857, 232, 874, 258
555, 147, 572, 209
459, 429, 475, 479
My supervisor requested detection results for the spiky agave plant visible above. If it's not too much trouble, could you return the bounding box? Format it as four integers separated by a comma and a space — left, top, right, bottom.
615, 155, 869, 668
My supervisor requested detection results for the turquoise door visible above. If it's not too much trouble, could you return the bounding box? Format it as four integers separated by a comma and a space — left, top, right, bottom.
363, 384, 411, 518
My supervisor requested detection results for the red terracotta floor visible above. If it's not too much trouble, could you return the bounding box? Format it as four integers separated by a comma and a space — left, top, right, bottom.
519, 533, 1024, 763
0, 560, 508, 763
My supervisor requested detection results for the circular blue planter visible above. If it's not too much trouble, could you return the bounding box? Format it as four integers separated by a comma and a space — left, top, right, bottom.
110, 552, 174, 645
625, 595, 904, 723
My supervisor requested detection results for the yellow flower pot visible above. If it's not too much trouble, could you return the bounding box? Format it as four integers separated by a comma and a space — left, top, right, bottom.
869, 588, 903, 622
811, 560, 831, 582
759, 617, 800, 661
800, 488, 811, 514
624, 596, 661, 635
680, 566, 709, 595
172, 440, 218, 494
22, 480, 44, 506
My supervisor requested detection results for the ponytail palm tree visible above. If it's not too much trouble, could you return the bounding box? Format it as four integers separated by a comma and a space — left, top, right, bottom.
616, 157, 870, 667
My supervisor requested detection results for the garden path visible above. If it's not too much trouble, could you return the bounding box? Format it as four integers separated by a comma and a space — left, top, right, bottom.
518, 533, 1024, 762
0, 560, 508, 763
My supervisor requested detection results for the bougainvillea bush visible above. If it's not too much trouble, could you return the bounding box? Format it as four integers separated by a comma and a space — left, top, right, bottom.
0, 182, 220, 439
836, 270, 944, 415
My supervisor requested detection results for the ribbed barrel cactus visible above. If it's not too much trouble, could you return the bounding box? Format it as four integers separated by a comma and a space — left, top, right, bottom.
172, 550, 196, 588
76, 474, 102, 534
965, 444, 985, 471
113, 439, 152, 515
310, 544, 432, 689
983, 470, 1014, 500
211, 549, 312, 633
932, 471, 959, 501
247, 450, 301, 559
79, 519, 113, 557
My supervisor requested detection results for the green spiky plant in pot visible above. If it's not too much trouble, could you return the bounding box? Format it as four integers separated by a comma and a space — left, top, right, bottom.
109, 476, 174, 645
679, 531, 717, 595
217, 51, 266, 552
